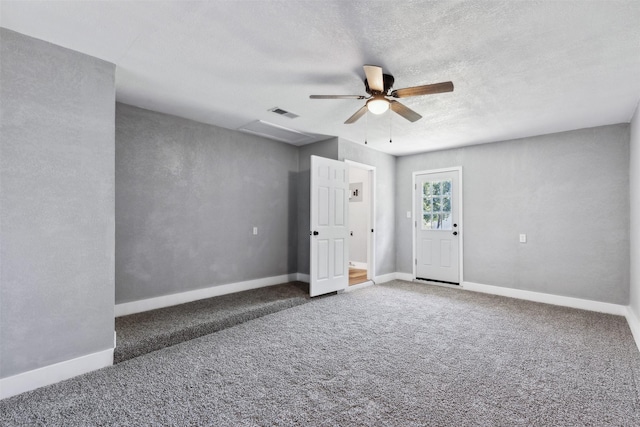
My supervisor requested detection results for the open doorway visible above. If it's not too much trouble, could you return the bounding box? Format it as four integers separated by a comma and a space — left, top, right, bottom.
346, 160, 375, 286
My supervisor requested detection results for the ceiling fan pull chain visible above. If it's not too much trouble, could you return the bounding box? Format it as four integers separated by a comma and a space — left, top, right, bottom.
364, 112, 368, 145
389, 111, 393, 143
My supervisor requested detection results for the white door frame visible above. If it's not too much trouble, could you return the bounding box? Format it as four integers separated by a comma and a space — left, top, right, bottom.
412, 166, 463, 283
345, 159, 376, 280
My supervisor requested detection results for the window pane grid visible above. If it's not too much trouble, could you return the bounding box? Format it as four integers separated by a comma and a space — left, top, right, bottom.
422, 179, 452, 230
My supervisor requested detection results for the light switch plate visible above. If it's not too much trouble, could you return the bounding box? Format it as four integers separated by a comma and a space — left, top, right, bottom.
406, 211, 411, 218
519, 234, 527, 243
253, 227, 258, 235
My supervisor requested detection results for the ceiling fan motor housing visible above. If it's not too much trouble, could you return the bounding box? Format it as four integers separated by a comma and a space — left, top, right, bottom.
365, 73, 395, 94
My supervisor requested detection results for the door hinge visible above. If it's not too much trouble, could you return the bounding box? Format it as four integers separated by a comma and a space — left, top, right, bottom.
414, 220, 417, 228
415, 183, 417, 190
415, 259, 417, 265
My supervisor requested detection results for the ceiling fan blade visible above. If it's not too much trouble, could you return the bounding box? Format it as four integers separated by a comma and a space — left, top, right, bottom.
363, 65, 384, 93
310, 95, 366, 99
390, 100, 422, 122
344, 105, 368, 124
390, 81, 454, 98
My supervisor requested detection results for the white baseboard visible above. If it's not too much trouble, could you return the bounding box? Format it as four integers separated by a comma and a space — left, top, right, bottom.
395, 272, 414, 282
625, 307, 640, 352
115, 273, 298, 317
296, 273, 310, 283
348, 261, 367, 270
0, 348, 113, 400
374, 272, 398, 284
462, 281, 627, 316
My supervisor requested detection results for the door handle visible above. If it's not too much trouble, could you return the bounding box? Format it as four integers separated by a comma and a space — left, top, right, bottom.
312, 231, 319, 236
452, 231, 458, 236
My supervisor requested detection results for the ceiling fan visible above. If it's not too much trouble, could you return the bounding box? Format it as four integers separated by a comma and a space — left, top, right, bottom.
310, 65, 454, 124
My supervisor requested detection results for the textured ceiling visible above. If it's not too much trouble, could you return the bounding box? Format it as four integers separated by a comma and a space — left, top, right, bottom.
2, 1, 639, 156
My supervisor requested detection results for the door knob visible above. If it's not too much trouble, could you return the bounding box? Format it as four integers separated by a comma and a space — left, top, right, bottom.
453, 223, 458, 227
453, 231, 458, 236
313, 231, 319, 236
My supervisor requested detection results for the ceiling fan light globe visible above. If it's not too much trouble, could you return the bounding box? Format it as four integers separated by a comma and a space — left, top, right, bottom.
367, 98, 390, 115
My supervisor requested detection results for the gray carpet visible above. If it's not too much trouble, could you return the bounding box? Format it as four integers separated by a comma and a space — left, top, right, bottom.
2, 280, 639, 426
114, 281, 309, 363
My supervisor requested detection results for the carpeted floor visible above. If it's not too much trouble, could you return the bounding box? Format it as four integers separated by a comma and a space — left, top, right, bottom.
114, 281, 309, 363
2, 280, 639, 426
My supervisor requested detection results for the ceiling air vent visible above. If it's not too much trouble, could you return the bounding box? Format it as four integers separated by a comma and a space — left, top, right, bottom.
269, 107, 299, 119
238, 120, 312, 145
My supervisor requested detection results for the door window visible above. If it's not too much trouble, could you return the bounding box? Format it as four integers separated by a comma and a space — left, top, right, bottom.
422, 180, 452, 230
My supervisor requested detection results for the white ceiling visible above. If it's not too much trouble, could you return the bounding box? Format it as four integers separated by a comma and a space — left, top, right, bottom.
2, 0, 639, 156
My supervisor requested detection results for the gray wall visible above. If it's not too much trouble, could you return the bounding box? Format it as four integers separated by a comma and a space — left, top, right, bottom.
115, 104, 299, 303
339, 139, 397, 276
396, 125, 630, 304
630, 103, 640, 316
0, 29, 115, 378
296, 138, 339, 275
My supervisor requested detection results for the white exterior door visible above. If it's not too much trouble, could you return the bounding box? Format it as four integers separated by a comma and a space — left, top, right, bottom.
310, 155, 349, 297
414, 169, 461, 284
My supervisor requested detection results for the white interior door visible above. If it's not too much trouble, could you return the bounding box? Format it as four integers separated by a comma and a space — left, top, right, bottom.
414, 169, 461, 284
310, 155, 349, 297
